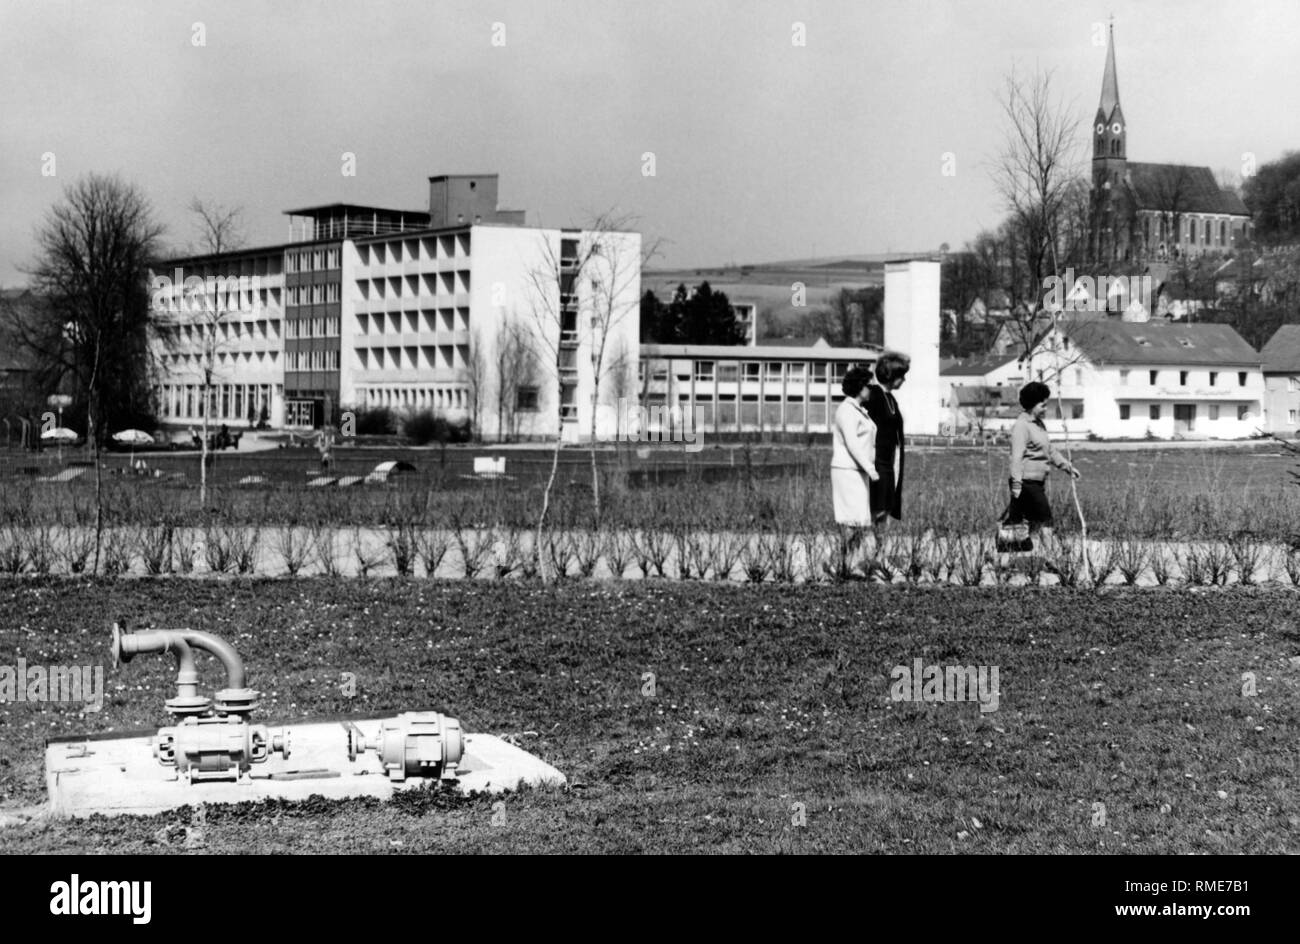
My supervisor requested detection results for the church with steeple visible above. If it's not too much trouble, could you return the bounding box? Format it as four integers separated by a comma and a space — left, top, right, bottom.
1089, 21, 1252, 267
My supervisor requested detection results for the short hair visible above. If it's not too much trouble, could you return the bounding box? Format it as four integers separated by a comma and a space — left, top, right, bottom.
842, 365, 873, 398
1019, 381, 1052, 411
874, 351, 911, 385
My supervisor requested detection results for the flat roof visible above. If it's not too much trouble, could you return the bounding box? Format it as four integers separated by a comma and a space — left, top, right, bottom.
282, 203, 431, 219
641, 343, 880, 360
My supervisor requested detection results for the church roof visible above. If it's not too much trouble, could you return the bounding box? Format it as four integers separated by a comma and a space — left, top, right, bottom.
1098, 24, 1121, 119
1125, 163, 1249, 216
1057, 320, 1259, 367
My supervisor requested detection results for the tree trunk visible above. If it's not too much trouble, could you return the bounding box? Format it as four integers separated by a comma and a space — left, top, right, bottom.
588, 393, 601, 524
535, 413, 563, 583
201, 377, 210, 507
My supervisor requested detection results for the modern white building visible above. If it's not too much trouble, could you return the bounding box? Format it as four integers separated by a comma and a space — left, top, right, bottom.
1022, 319, 1264, 439
150, 174, 640, 442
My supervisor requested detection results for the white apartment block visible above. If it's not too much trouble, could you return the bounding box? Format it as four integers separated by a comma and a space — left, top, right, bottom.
150, 174, 640, 441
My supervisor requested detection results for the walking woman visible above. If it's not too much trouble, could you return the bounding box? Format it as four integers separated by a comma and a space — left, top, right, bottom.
1007, 381, 1080, 557
865, 351, 910, 531
831, 365, 879, 569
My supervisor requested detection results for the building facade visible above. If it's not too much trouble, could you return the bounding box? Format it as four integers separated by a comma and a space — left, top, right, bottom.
1023, 320, 1264, 439
150, 174, 639, 442
1259, 324, 1300, 436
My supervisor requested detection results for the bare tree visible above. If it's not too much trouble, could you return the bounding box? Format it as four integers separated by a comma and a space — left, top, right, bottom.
18, 173, 164, 571
523, 212, 645, 577
992, 67, 1087, 309
188, 198, 246, 255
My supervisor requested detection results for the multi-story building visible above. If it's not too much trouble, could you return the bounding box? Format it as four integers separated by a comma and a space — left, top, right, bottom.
150, 174, 640, 442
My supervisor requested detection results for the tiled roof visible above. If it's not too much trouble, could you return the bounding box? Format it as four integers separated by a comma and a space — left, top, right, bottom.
1260, 324, 1300, 372
940, 355, 1019, 377
1126, 163, 1249, 216
1058, 319, 1259, 367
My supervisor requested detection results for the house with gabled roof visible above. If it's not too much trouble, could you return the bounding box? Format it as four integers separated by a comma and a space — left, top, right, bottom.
1023, 318, 1264, 439
1260, 324, 1300, 436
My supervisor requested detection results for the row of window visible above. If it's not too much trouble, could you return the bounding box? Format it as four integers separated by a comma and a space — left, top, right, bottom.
286, 248, 341, 273
1118, 369, 1250, 387
356, 235, 469, 267
286, 283, 341, 306
159, 383, 275, 422
357, 272, 471, 300
356, 310, 470, 336
1142, 215, 1239, 248
285, 350, 340, 371
360, 386, 469, 411
162, 350, 279, 369
1118, 403, 1248, 421
285, 317, 340, 339
640, 360, 855, 384
162, 319, 280, 344
355, 344, 468, 371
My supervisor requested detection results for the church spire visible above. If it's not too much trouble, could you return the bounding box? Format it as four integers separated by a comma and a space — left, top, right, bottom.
1098, 18, 1120, 119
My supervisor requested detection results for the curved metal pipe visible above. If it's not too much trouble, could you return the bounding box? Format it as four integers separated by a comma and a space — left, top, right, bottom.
175, 629, 246, 690
112, 625, 200, 700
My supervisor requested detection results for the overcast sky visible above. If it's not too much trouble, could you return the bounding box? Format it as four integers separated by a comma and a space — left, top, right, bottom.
1, 0, 1296, 286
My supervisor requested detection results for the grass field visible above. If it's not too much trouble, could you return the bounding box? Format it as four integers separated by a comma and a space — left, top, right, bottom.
2, 579, 1296, 853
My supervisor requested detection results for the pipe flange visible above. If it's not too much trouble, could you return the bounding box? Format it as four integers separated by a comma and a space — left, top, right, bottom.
164, 694, 212, 717
213, 687, 260, 715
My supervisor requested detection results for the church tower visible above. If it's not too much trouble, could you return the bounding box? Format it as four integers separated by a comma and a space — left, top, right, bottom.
1092, 21, 1127, 192
1091, 21, 1128, 263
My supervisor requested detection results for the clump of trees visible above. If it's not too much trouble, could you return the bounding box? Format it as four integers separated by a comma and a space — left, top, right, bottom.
1243, 151, 1300, 247
13, 173, 164, 438
641, 281, 747, 344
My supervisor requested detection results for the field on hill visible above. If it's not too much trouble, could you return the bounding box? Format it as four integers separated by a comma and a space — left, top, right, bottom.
2, 579, 1297, 854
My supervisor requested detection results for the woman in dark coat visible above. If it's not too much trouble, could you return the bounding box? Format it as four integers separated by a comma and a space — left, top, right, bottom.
865, 351, 910, 528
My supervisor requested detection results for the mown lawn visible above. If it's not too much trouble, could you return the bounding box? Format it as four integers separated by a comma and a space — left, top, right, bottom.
1, 579, 1297, 853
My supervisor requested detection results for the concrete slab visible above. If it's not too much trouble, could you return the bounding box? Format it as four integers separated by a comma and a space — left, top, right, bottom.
44, 720, 565, 819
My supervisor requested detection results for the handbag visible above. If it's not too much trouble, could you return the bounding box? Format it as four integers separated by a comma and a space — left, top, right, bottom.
996, 502, 1033, 553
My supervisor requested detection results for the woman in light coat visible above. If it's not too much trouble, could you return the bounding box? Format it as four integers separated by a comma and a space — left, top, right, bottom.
831, 365, 879, 569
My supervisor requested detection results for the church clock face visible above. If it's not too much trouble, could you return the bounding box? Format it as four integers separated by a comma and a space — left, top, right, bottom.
1096, 123, 1105, 134
1111, 122, 1122, 134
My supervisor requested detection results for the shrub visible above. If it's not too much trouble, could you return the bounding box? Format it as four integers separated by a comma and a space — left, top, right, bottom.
351, 406, 398, 436
402, 409, 472, 446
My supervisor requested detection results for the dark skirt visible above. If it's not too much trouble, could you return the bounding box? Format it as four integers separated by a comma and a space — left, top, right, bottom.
1005, 479, 1053, 530
870, 464, 901, 523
